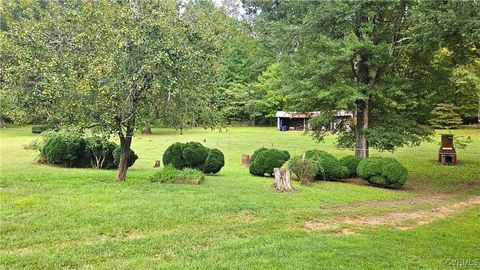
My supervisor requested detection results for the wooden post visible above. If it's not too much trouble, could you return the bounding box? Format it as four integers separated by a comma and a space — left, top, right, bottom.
142, 126, 152, 134
241, 154, 250, 167
272, 168, 296, 192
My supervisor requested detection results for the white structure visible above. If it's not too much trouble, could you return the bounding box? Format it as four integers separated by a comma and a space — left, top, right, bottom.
276, 110, 353, 132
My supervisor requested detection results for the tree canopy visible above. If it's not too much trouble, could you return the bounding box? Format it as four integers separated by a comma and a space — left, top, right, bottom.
1, 0, 479, 179
1, 0, 228, 180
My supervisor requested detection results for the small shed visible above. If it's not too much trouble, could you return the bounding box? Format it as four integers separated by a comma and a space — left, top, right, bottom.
276, 111, 353, 132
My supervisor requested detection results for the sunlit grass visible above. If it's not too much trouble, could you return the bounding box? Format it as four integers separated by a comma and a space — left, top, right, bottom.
0, 126, 479, 269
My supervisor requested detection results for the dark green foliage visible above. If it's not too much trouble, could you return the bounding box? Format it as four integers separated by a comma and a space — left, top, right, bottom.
42, 134, 88, 167
162, 143, 186, 169
288, 155, 317, 184
85, 137, 117, 169
357, 157, 408, 188
113, 147, 138, 168
249, 148, 290, 177
182, 142, 209, 169
150, 165, 204, 184
249, 148, 268, 165
429, 103, 463, 129
203, 149, 225, 174
381, 160, 408, 187
31, 125, 55, 134
162, 142, 225, 174
356, 157, 391, 180
339, 155, 362, 177
39, 133, 138, 169
304, 150, 348, 180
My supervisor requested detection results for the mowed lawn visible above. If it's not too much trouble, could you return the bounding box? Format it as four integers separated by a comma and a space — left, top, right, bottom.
1, 126, 479, 269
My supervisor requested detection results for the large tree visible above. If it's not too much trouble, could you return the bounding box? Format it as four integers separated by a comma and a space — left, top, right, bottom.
1, 0, 226, 180
247, 0, 479, 157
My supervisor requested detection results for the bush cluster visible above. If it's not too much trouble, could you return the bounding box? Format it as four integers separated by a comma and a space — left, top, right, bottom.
162, 142, 224, 174
357, 157, 408, 188
304, 150, 348, 180
34, 132, 138, 169
339, 155, 362, 177
288, 155, 317, 184
42, 134, 89, 167
32, 125, 56, 134
249, 148, 290, 177
150, 165, 204, 184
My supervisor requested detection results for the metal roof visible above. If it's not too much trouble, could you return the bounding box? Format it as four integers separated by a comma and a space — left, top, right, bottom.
275, 111, 352, 119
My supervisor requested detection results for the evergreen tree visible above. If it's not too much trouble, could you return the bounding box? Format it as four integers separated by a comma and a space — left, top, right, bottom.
429, 104, 463, 129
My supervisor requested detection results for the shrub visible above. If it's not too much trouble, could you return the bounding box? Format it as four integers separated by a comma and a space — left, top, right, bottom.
249, 148, 290, 177
357, 157, 408, 188
356, 157, 389, 179
182, 142, 209, 169
339, 155, 362, 177
32, 124, 56, 134
304, 150, 348, 180
85, 137, 117, 169
162, 142, 225, 174
203, 148, 225, 174
28, 132, 138, 169
42, 134, 88, 167
163, 142, 186, 169
288, 155, 317, 185
150, 165, 204, 184
113, 147, 138, 168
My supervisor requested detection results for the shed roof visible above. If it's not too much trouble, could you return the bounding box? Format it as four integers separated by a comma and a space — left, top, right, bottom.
275, 111, 322, 118
276, 110, 352, 119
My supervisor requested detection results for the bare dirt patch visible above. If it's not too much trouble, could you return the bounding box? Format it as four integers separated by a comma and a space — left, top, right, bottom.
306, 195, 480, 234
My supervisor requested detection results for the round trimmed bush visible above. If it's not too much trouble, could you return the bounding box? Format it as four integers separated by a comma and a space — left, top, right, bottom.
203, 148, 225, 174
163, 142, 186, 169
113, 147, 138, 168
42, 134, 87, 167
162, 142, 225, 174
339, 155, 362, 177
304, 150, 348, 180
381, 159, 408, 187
250, 148, 268, 164
249, 148, 290, 177
288, 155, 317, 184
356, 157, 390, 179
357, 157, 408, 188
182, 142, 209, 169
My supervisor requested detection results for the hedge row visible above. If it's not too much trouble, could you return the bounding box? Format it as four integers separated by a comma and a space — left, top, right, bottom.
39, 133, 137, 169
162, 142, 224, 174
32, 125, 56, 134
289, 153, 407, 188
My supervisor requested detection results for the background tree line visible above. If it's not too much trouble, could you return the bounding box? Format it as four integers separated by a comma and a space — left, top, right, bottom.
1, 0, 479, 179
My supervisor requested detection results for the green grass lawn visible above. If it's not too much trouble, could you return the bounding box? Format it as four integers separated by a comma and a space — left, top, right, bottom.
1, 126, 479, 269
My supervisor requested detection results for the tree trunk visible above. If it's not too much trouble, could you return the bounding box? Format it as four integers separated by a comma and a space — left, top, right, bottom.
272, 168, 296, 192
355, 99, 369, 158
477, 93, 480, 128
0, 118, 5, 128
116, 135, 132, 181
142, 125, 152, 134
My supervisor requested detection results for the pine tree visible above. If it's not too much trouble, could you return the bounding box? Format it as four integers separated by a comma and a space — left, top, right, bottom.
429, 104, 463, 129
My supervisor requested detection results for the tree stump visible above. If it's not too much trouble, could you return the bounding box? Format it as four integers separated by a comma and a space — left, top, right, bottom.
241, 154, 250, 167
154, 160, 161, 168
143, 126, 152, 134
272, 168, 296, 192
